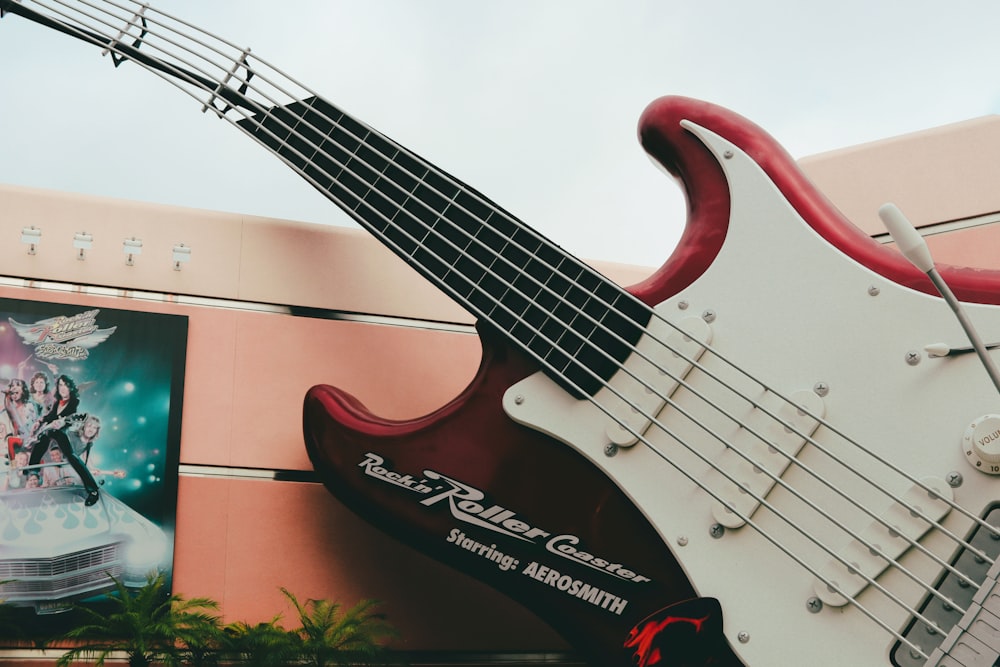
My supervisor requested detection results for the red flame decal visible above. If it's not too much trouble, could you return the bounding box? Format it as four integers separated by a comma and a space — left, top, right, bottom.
623, 598, 722, 667
625, 614, 710, 666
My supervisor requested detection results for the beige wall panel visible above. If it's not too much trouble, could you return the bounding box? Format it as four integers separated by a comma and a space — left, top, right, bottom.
2, 184, 651, 324
0, 185, 243, 298
925, 224, 1000, 271
176, 305, 238, 466
238, 220, 475, 322
801, 116, 1000, 235
172, 476, 232, 609
227, 314, 481, 471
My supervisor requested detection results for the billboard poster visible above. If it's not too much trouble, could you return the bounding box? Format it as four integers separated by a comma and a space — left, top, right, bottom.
0, 298, 187, 633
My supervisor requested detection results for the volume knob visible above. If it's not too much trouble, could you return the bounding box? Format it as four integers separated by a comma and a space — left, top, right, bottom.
963, 415, 1000, 474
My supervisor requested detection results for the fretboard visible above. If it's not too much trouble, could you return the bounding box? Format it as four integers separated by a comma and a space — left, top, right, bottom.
239, 97, 651, 396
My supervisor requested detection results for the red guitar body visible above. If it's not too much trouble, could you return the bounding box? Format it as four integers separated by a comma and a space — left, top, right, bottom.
303, 97, 1000, 667
306, 327, 738, 666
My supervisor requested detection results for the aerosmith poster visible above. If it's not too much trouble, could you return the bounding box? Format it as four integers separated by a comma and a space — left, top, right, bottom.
0, 298, 186, 629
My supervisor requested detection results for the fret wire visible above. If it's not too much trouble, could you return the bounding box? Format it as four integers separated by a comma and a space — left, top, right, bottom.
15, 0, 992, 648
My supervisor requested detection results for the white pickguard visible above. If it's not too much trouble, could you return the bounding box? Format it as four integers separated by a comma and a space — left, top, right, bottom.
502, 122, 1000, 666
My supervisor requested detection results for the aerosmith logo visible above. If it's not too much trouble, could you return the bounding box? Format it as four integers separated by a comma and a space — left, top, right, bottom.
8, 309, 116, 360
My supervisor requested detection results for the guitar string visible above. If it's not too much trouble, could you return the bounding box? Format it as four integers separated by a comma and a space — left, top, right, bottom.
16, 0, 986, 655
17, 2, 976, 656
15, 0, 972, 648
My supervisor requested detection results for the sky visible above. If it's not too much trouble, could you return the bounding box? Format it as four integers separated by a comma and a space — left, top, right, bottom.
0, 1, 999, 270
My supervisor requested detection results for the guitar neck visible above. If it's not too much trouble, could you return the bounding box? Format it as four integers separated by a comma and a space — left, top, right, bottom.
1, 0, 650, 395
239, 97, 650, 395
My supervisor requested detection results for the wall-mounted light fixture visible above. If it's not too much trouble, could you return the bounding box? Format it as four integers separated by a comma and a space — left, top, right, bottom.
172, 243, 191, 271
123, 237, 143, 266
73, 232, 94, 260
21, 226, 41, 255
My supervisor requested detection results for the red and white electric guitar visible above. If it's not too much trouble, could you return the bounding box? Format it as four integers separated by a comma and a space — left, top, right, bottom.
7, 3, 1000, 665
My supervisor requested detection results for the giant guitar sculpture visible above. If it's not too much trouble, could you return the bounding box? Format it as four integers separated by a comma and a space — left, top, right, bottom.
5, 2, 1000, 665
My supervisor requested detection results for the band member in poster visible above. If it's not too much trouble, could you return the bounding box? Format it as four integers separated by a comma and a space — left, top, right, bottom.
38, 374, 79, 426
2, 447, 28, 491
0, 411, 17, 462
28, 375, 99, 505
27, 370, 54, 416
41, 445, 73, 487
4, 378, 39, 439
65, 414, 114, 475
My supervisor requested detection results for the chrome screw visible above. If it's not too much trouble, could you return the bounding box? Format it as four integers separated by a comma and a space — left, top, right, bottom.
604, 443, 618, 457
806, 597, 823, 614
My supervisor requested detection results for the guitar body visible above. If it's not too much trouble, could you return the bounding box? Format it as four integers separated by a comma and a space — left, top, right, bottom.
305, 333, 738, 666
306, 97, 1000, 666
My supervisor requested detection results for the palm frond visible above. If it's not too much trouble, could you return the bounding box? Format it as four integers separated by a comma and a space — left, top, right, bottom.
281, 589, 395, 667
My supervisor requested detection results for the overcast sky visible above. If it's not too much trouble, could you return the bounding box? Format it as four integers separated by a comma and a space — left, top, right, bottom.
1, 1, 998, 269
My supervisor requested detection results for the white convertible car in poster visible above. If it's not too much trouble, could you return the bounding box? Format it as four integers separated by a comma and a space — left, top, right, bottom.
0, 462, 169, 614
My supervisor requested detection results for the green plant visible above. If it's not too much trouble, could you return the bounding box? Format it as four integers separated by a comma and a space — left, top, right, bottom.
54, 572, 220, 667
174, 604, 225, 667
222, 616, 299, 667
282, 589, 395, 667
